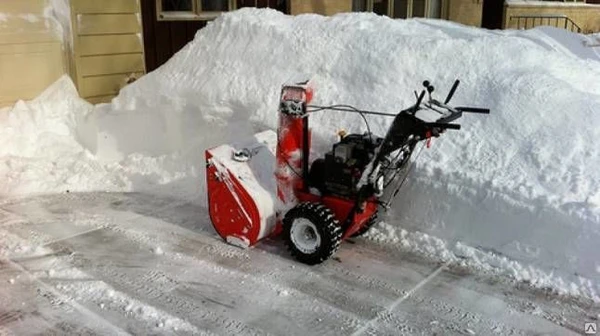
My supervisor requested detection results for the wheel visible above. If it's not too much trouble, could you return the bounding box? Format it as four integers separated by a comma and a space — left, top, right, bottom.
350, 213, 379, 238
283, 202, 342, 265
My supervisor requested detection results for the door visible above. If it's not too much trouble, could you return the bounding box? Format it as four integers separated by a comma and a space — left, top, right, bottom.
482, 0, 504, 29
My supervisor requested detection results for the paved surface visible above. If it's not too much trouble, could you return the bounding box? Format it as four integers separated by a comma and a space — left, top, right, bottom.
0, 193, 597, 335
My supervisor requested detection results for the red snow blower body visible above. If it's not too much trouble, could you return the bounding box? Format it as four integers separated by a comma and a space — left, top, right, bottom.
206, 80, 489, 264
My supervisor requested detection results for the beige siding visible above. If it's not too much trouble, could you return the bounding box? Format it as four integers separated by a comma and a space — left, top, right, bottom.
70, 0, 145, 103
504, 4, 600, 33
0, 0, 46, 15
80, 54, 145, 76
71, 0, 140, 14
78, 35, 143, 56
445, 0, 482, 27
80, 72, 144, 97
0, 0, 65, 107
77, 14, 141, 35
0, 42, 64, 106
86, 95, 115, 105
289, 0, 353, 15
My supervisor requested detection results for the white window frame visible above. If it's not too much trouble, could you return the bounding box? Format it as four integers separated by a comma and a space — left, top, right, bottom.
157, 0, 237, 21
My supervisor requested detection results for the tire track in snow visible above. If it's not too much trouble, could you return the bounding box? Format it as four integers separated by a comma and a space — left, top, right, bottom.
350, 264, 447, 336
91, 219, 368, 335
1, 257, 131, 336
4, 196, 356, 336
43, 197, 392, 334
1, 193, 591, 335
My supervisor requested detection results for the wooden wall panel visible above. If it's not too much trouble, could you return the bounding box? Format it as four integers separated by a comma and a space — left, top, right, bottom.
78, 35, 143, 56
0, 19, 49, 34
447, 0, 483, 27
289, 0, 352, 15
0, 0, 45, 15
71, 0, 146, 103
0, 0, 65, 107
0, 42, 63, 106
80, 72, 144, 97
71, 0, 140, 14
0, 31, 58, 45
86, 95, 115, 104
79, 54, 145, 76
77, 14, 142, 35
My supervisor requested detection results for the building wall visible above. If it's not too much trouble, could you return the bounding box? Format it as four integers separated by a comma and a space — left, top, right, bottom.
445, 0, 483, 27
142, 1, 285, 73
140, 1, 207, 73
504, 3, 600, 33
289, 0, 352, 15
0, 0, 65, 107
69, 0, 145, 104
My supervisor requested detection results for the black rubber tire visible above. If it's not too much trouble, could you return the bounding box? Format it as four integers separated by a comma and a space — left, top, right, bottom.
350, 212, 379, 238
283, 202, 342, 265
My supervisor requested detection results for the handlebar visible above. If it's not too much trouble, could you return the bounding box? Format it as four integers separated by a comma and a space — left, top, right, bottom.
456, 107, 490, 114
415, 80, 490, 128
423, 122, 461, 130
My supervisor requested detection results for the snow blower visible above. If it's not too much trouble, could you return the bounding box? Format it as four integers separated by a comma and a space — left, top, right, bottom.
205, 80, 489, 264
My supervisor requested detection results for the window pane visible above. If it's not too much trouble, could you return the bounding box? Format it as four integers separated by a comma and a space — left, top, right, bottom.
373, 0, 389, 16
429, 0, 441, 18
237, 0, 258, 7
162, 0, 193, 11
353, 0, 367, 11
412, 0, 426, 17
202, 0, 229, 11
393, 0, 407, 18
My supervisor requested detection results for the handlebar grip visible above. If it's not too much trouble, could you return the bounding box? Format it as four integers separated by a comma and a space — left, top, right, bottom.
456, 107, 490, 114
424, 122, 461, 130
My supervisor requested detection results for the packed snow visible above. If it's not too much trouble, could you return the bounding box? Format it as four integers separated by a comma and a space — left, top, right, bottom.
1, 8, 600, 304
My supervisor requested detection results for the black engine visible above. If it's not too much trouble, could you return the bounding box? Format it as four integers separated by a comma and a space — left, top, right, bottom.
308, 133, 382, 198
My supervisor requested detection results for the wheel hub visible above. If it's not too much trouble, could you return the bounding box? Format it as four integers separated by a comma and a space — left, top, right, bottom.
290, 218, 321, 254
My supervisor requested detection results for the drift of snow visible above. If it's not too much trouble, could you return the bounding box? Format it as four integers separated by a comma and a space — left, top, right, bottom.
1, 9, 599, 301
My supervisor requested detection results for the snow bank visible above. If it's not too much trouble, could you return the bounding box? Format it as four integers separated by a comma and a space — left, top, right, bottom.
0, 76, 111, 194
2, 9, 600, 301
113, 9, 600, 299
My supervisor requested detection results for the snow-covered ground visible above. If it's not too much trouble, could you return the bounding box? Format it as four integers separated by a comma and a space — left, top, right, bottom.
1, 8, 600, 334
1, 192, 596, 335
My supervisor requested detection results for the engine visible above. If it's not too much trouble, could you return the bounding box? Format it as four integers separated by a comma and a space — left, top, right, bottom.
308, 133, 382, 198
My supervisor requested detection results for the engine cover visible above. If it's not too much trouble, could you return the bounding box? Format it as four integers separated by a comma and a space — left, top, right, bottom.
309, 133, 382, 198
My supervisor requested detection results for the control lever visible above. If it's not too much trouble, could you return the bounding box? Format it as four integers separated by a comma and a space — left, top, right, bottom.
444, 79, 460, 104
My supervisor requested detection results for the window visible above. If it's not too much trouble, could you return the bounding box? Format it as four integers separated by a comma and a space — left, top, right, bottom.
373, 0, 390, 16
237, 0, 286, 9
157, 0, 236, 20
237, 0, 262, 7
162, 0, 193, 11
354, 0, 441, 19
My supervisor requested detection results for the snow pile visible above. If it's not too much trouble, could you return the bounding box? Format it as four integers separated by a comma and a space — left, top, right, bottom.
528, 26, 600, 62
1, 9, 600, 301
0, 77, 111, 194
0, 76, 205, 199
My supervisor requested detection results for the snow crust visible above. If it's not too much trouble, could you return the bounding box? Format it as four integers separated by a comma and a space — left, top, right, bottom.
1, 9, 599, 301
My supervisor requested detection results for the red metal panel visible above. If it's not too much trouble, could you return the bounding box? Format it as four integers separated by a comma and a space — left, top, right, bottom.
295, 190, 377, 239
205, 151, 262, 246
